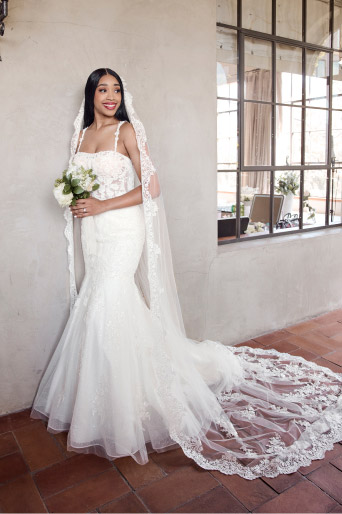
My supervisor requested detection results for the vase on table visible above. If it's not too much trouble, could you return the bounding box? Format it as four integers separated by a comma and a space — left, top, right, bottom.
244, 202, 251, 217
281, 192, 294, 218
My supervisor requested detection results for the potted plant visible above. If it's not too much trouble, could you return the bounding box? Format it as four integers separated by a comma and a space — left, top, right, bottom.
275, 171, 299, 217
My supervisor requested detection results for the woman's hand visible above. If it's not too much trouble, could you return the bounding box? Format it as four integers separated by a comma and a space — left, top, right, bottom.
70, 197, 106, 218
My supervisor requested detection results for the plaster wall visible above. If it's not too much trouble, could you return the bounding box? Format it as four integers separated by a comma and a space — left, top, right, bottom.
1, 0, 341, 414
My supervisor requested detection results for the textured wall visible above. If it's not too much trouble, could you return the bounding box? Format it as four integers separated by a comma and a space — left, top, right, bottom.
1, 0, 342, 414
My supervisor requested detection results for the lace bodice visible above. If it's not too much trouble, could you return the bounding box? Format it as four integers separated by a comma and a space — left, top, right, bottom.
72, 121, 136, 201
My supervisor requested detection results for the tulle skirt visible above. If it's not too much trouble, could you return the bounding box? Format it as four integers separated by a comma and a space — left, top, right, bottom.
30, 206, 243, 463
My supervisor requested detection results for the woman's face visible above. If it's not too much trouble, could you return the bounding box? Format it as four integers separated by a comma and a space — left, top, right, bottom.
93, 74, 122, 118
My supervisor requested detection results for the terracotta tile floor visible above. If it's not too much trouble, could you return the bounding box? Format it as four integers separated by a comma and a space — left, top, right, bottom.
1, 309, 342, 513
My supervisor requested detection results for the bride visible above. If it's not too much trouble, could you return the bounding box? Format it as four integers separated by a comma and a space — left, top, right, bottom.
31, 68, 342, 480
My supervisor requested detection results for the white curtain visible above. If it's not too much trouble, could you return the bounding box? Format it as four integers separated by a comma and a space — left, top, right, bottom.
243, 69, 284, 194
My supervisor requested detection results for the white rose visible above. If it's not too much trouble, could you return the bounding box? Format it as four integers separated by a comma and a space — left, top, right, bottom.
82, 178, 92, 191
53, 183, 73, 207
86, 180, 95, 192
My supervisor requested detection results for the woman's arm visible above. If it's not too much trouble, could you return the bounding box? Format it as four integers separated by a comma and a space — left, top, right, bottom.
102, 184, 143, 212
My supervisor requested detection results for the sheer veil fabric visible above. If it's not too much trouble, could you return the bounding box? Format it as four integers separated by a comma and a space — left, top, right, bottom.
55, 77, 342, 480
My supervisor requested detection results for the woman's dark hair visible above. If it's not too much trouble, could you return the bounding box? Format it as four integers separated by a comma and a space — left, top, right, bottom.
83, 68, 130, 128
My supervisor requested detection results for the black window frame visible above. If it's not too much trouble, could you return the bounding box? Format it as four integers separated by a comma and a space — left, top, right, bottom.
217, 0, 342, 244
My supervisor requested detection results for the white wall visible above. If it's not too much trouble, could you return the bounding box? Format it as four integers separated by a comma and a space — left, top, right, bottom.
1, 0, 342, 415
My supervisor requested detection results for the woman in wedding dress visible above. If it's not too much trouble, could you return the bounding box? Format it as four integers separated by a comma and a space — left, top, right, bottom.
31, 68, 342, 480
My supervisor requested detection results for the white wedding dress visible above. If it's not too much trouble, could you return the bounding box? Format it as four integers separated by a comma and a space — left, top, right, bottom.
31, 121, 342, 480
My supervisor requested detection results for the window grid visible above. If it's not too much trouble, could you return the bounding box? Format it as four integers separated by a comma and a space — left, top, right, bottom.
217, 0, 342, 243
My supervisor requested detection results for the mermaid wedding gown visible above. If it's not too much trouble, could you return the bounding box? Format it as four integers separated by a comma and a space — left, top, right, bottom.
31, 121, 342, 480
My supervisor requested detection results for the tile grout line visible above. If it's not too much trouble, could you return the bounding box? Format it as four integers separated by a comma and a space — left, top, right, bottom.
46, 427, 71, 459
132, 465, 221, 513
249, 474, 314, 512
330, 459, 342, 477
38, 467, 125, 501
10, 429, 49, 513
206, 470, 263, 512
97, 489, 151, 513
168, 484, 229, 513
1, 426, 166, 512
304, 466, 342, 506
99, 459, 153, 512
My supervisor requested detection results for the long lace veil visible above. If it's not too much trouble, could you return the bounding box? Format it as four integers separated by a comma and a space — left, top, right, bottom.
64, 77, 186, 339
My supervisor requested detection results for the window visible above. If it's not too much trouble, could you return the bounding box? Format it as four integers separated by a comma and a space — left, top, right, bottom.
217, 0, 342, 243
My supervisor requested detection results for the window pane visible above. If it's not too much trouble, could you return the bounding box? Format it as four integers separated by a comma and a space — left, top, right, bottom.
303, 170, 327, 228
242, 0, 272, 34
217, 99, 238, 170
274, 170, 300, 222
274, 170, 300, 233
245, 38, 272, 101
305, 108, 328, 164
276, 0, 302, 40
217, 1, 342, 243
276, 105, 302, 166
306, 50, 329, 108
332, 110, 342, 165
218, 172, 237, 241
276, 44, 303, 105
332, 52, 342, 108
306, 0, 330, 47
218, 172, 237, 209
217, 28, 238, 99
216, 0, 237, 25
329, 169, 342, 224
244, 102, 272, 165
334, 1, 342, 49
241, 171, 271, 237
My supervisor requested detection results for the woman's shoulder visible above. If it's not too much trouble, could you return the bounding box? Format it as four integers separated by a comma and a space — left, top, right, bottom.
120, 121, 135, 139
121, 120, 133, 131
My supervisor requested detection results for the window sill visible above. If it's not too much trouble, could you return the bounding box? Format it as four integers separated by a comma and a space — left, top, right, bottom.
217, 225, 342, 255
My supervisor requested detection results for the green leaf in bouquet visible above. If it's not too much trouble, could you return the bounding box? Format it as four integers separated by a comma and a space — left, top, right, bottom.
63, 184, 71, 194
75, 192, 89, 200
71, 198, 77, 206
73, 185, 84, 194
92, 183, 100, 191
71, 178, 80, 187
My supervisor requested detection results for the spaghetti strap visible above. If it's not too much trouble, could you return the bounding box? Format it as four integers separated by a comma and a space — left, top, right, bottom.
76, 126, 88, 153
114, 121, 126, 153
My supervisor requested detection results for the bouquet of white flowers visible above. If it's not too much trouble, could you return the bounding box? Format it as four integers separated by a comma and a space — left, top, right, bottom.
53, 162, 99, 207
